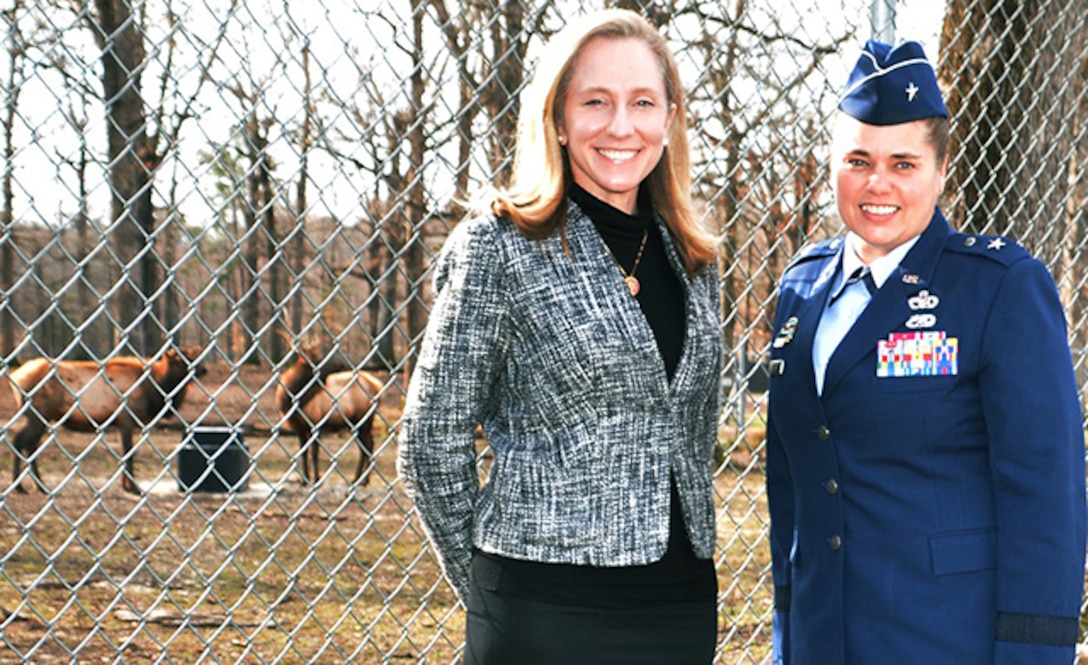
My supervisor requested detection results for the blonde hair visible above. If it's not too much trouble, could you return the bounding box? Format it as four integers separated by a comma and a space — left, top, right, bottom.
489, 9, 717, 276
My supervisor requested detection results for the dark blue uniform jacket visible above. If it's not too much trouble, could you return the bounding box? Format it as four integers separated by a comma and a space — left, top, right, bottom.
767, 211, 1086, 664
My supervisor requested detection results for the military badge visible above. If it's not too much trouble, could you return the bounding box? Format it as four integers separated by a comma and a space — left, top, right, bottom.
877, 331, 958, 377
773, 316, 798, 349
907, 290, 939, 311
904, 290, 939, 328
905, 313, 937, 329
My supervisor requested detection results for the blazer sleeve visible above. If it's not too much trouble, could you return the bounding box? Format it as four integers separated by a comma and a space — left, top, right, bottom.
765, 300, 797, 665
766, 396, 795, 665
396, 218, 512, 602
979, 258, 1087, 664
697, 267, 724, 461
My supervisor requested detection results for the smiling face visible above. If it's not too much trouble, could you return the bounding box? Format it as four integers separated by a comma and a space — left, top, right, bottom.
557, 37, 676, 214
831, 114, 948, 263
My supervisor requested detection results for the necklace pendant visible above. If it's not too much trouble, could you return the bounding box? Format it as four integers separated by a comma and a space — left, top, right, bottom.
624, 275, 640, 296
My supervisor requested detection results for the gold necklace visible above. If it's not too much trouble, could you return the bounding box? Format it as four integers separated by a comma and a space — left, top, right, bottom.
603, 229, 649, 296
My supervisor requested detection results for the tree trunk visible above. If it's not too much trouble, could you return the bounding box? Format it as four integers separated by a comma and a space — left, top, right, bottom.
241, 108, 262, 363
72, 130, 106, 359
290, 42, 313, 343
91, 0, 159, 355
1, 4, 18, 358
487, 1, 525, 180
1075, 47, 1088, 362
404, 0, 428, 375
262, 154, 286, 364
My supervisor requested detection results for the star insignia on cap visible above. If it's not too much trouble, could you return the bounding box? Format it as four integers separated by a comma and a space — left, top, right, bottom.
987, 237, 1006, 251
906, 82, 919, 101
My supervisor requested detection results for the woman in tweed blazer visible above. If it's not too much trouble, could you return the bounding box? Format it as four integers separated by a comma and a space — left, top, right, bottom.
398, 10, 723, 664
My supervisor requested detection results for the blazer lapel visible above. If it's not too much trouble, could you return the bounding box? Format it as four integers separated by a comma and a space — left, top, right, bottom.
653, 213, 718, 398
563, 202, 671, 393
794, 257, 840, 395
821, 212, 953, 395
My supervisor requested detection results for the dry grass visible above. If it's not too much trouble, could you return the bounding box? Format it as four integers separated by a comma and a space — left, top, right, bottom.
0, 364, 775, 663
0, 364, 463, 663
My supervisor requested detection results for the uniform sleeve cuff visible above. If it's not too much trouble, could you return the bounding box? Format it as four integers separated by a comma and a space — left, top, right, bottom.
995, 612, 1078, 647
774, 584, 791, 611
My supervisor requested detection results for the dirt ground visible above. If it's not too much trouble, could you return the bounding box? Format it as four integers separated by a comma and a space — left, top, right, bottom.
0, 362, 773, 664
0, 362, 468, 664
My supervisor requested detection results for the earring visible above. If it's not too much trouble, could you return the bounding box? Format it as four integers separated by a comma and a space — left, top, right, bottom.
558, 136, 567, 145
663, 137, 669, 147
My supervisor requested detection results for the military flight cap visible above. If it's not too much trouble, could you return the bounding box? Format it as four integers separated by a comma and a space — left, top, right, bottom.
838, 39, 948, 125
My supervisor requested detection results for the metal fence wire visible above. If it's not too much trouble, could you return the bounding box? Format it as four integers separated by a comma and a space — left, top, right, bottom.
1, 0, 1086, 662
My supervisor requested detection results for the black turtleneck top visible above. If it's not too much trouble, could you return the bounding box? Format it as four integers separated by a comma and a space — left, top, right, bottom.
471, 185, 715, 608
569, 184, 687, 378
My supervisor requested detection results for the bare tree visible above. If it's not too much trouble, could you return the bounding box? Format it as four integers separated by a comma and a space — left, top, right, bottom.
238, 102, 278, 363
322, 84, 398, 366
679, 0, 849, 365
1, 2, 24, 359
427, 0, 547, 192
83, 0, 160, 355
288, 39, 314, 342
153, 0, 237, 347
213, 51, 289, 364
400, 0, 428, 375
57, 89, 109, 360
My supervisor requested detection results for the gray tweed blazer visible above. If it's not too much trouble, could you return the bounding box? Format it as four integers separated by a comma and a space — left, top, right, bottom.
397, 200, 723, 601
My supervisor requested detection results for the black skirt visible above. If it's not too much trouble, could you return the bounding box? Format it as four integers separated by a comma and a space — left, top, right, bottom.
463, 480, 718, 664
464, 566, 717, 665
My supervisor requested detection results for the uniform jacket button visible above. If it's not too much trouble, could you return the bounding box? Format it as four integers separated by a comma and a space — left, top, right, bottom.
830, 534, 843, 551
817, 425, 831, 441
826, 479, 839, 495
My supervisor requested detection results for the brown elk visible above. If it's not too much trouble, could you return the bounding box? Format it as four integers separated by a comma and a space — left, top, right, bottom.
275, 350, 383, 486
4, 346, 205, 494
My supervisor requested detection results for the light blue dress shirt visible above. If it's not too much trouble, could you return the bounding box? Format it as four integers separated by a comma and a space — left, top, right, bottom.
811, 234, 918, 394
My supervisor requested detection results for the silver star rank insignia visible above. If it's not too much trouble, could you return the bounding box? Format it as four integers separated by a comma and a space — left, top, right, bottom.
987, 237, 1006, 251
906, 82, 919, 101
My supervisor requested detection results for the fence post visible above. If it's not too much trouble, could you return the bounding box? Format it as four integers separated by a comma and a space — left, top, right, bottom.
870, 0, 897, 42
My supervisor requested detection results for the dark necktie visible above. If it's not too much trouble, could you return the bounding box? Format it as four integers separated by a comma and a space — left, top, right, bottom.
830, 266, 876, 304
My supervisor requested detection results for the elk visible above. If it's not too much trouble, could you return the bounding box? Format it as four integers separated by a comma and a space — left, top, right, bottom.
275, 350, 383, 486
4, 346, 205, 494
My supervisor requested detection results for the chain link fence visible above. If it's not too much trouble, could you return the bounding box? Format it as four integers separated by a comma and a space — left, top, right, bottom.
0, 0, 1085, 662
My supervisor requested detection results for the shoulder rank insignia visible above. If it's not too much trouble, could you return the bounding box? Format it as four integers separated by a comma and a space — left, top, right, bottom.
949, 233, 1027, 266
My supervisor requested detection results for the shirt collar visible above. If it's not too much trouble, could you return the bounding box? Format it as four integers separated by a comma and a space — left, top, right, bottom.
841, 232, 920, 290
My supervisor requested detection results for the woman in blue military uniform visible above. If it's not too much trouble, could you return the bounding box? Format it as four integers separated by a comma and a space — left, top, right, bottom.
767, 40, 1086, 664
